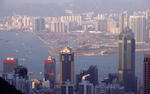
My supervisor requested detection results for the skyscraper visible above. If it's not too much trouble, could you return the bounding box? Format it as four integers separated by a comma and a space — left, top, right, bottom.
146, 10, 150, 41
95, 83, 125, 94
78, 80, 94, 94
76, 66, 98, 92
119, 11, 128, 33
44, 56, 56, 88
129, 16, 147, 42
118, 28, 136, 93
59, 47, 74, 84
50, 21, 67, 32
61, 81, 74, 94
143, 55, 150, 94
107, 18, 119, 35
3, 57, 18, 73
146, 10, 150, 28
15, 65, 28, 79
87, 66, 98, 86
33, 18, 45, 32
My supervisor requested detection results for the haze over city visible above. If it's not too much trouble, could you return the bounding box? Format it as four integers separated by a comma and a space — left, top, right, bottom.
0, 0, 150, 94
0, 0, 150, 16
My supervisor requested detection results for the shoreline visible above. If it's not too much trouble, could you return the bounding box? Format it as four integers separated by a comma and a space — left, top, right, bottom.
48, 48, 150, 56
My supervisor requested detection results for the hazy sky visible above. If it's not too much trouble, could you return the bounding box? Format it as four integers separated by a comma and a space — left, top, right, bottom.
0, 0, 150, 16
3, 0, 149, 4
4, 0, 71, 4
1, 0, 150, 7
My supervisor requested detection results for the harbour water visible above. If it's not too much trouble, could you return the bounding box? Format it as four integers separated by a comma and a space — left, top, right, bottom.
0, 31, 147, 82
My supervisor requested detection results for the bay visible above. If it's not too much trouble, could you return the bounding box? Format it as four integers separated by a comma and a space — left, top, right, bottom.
0, 31, 147, 83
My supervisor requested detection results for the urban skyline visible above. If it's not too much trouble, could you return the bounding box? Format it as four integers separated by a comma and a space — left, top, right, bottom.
0, 1, 150, 94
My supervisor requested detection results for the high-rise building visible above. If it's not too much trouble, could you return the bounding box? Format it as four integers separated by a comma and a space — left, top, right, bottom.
50, 21, 67, 32
146, 10, 150, 41
44, 56, 56, 88
33, 18, 45, 32
60, 16, 82, 25
118, 28, 136, 93
15, 76, 32, 94
95, 84, 125, 94
143, 55, 150, 94
119, 11, 128, 33
3, 57, 18, 73
78, 80, 94, 94
96, 20, 107, 32
129, 16, 147, 42
146, 10, 150, 28
87, 66, 98, 86
76, 70, 88, 91
101, 73, 118, 84
59, 47, 74, 84
15, 65, 28, 79
107, 18, 119, 35
76, 65, 98, 89
61, 81, 74, 94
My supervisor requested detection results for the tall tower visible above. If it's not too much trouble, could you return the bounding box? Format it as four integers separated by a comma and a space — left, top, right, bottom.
87, 66, 98, 86
78, 80, 94, 94
119, 11, 128, 33
15, 65, 28, 79
33, 18, 45, 32
76, 65, 98, 88
129, 16, 147, 42
143, 55, 150, 94
118, 28, 136, 93
3, 57, 18, 73
59, 47, 74, 84
44, 56, 56, 88
146, 9, 150, 28
60, 81, 74, 94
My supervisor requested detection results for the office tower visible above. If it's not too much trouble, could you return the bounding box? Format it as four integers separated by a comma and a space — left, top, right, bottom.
146, 10, 150, 28
42, 80, 50, 88
137, 78, 142, 94
118, 28, 136, 93
101, 73, 118, 84
146, 10, 150, 41
87, 66, 98, 86
97, 20, 107, 32
44, 56, 56, 88
78, 80, 94, 94
15, 65, 28, 79
3, 57, 18, 73
143, 55, 150, 94
129, 16, 147, 42
22, 16, 31, 28
15, 77, 32, 94
59, 47, 74, 84
61, 81, 74, 94
95, 84, 125, 94
107, 18, 119, 35
119, 11, 128, 32
50, 22, 67, 32
33, 18, 45, 32
68, 22, 82, 32
76, 70, 88, 91
60, 16, 82, 25
76, 65, 98, 88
